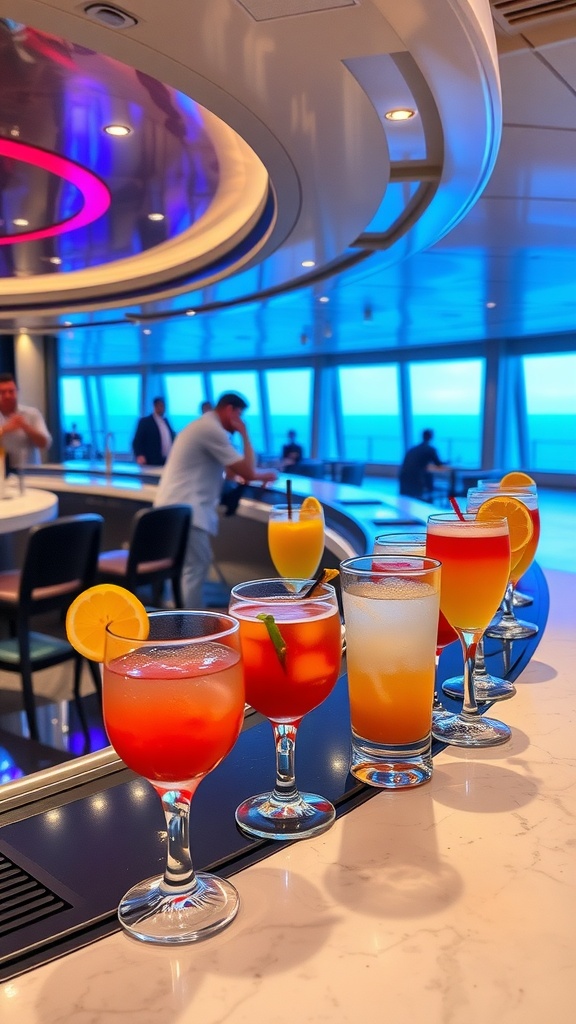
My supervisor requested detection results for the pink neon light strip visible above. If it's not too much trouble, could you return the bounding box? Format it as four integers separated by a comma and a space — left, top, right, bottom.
0, 139, 111, 246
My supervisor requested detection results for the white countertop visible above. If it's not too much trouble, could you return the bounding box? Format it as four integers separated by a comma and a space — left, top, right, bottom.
0, 481, 58, 535
0, 567, 574, 1023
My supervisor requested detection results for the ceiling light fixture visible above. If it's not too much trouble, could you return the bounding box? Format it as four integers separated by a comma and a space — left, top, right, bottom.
385, 108, 416, 122
84, 4, 138, 29
13, 218, 29, 227
319, 296, 329, 303
301, 260, 315, 268
49, 256, 62, 265
103, 124, 132, 137
486, 301, 497, 309
143, 328, 152, 335
147, 212, 165, 222
185, 309, 196, 316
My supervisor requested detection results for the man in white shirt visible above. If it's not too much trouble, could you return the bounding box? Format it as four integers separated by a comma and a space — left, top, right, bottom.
0, 373, 52, 467
132, 397, 175, 466
155, 392, 277, 609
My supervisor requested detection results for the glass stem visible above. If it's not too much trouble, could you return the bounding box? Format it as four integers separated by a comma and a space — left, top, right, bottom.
473, 637, 488, 681
460, 630, 482, 718
155, 783, 199, 892
272, 722, 300, 804
500, 581, 516, 623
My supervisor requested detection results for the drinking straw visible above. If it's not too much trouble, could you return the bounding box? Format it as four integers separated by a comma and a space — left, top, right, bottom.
449, 496, 465, 520
286, 478, 293, 519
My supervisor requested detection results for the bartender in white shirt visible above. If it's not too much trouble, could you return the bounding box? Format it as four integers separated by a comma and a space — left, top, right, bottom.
0, 372, 52, 468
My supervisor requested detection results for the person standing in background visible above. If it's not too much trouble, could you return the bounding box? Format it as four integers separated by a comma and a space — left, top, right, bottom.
0, 372, 52, 468
155, 392, 277, 609
132, 396, 175, 467
398, 428, 449, 501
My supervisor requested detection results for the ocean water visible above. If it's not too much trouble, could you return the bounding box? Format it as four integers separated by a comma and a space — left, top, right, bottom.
64, 412, 576, 474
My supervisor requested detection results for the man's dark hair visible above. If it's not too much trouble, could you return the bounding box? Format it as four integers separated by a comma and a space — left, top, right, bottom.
0, 373, 16, 386
422, 429, 434, 443
215, 392, 248, 412
152, 396, 165, 406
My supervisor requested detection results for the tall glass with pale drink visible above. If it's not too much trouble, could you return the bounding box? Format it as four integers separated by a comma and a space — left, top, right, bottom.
340, 554, 441, 788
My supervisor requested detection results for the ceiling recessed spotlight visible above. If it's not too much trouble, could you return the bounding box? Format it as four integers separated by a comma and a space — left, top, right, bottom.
486, 301, 497, 309
63, 321, 72, 327
49, 256, 62, 265
147, 212, 165, 222
103, 124, 132, 137
385, 108, 416, 122
143, 328, 151, 335
301, 260, 315, 268
9, 126, 20, 138
13, 218, 29, 227
319, 296, 329, 304
185, 309, 196, 316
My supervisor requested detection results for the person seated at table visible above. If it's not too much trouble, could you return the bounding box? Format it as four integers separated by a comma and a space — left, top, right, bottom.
398, 429, 449, 501
280, 429, 303, 470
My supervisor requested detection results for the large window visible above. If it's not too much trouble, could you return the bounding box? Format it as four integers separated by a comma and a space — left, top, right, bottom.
338, 365, 402, 462
265, 369, 313, 460
164, 373, 206, 433
99, 375, 141, 455
523, 354, 576, 472
59, 376, 89, 449
409, 359, 484, 465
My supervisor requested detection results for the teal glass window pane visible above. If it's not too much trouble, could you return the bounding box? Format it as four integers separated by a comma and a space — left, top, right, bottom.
100, 375, 141, 455
60, 377, 89, 442
163, 374, 205, 433
210, 371, 264, 451
338, 365, 402, 462
265, 369, 313, 460
409, 359, 484, 465
523, 354, 576, 472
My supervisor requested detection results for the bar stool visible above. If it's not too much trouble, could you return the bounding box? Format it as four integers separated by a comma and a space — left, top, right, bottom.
0, 514, 103, 741
97, 504, 191, 607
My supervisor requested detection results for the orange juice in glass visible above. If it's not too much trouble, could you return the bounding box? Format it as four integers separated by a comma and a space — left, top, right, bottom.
340, 555, 441, 789
268, 502, 324, 578
468, 485, 540, 640
426, 513, 512, 748
103, 610, 245, 945
229, 578, 341, 840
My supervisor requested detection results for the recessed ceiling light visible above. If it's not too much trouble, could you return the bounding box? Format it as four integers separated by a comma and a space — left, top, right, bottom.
185, 309, 196, 316
486, 301, 497, 309
63, 321, 72, 327
49, 256, 62, 265
147, 212, 165, 222
385, 108, 416, 122
301, 260, 315, 268
103, 124, 132, 137
319, 296, 329, 303
143, 328, 152, 335
13, 218, 29, 227
9, 126, 20, 138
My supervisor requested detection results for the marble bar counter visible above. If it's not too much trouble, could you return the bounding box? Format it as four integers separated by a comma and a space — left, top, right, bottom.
0, 567, 574, 1024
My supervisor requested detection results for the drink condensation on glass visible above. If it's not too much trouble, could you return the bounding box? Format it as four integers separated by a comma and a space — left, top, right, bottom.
340, 555, 441, 789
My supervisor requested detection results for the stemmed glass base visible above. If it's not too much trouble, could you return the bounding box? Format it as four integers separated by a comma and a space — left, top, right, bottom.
442, 638, 515, 702
118, 872, 240, 945
513, 588, 533, 607
431, 712, 511, 747
236, 791, 335, 841
485, 583, 538, 641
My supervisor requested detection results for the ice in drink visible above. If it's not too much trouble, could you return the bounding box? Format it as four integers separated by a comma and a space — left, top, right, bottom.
104, 642, 244, 782
343, 577, 439, 745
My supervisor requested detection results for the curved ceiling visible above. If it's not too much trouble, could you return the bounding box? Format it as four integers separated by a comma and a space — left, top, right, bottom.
0, 0, 574, 358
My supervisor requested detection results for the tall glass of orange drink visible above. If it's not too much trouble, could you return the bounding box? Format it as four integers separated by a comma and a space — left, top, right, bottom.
340, 554, 441, 788
103, 610, 245, 944
373, 533, 457, 728
426, 513, 512, 747
468, 485, 540, 640
268, 502, 325, 578
229, 578, 341, 840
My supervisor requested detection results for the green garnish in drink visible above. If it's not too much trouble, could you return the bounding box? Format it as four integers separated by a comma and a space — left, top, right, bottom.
257, 613, 287, 669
